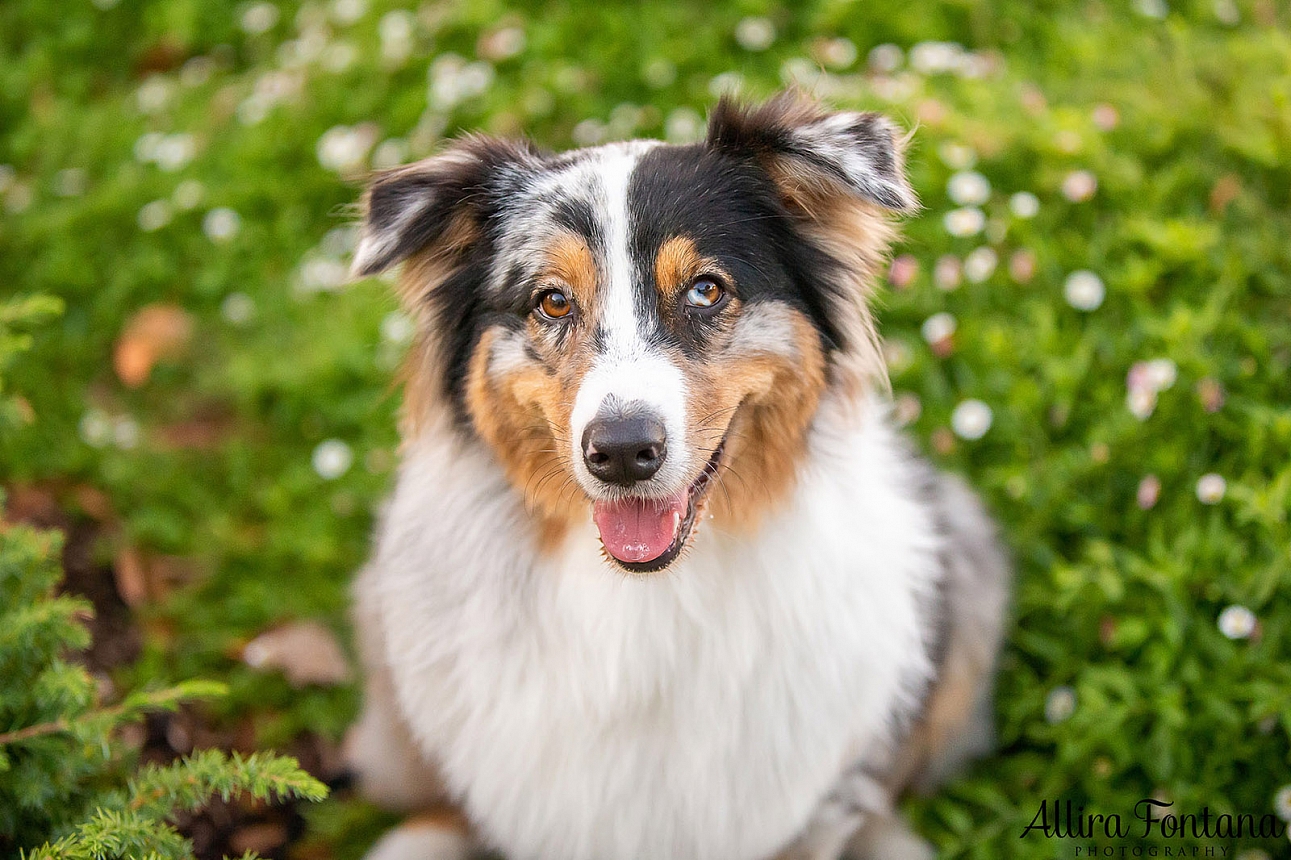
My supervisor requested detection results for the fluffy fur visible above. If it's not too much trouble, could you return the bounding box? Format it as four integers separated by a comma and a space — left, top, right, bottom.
343, 92, 1011, 860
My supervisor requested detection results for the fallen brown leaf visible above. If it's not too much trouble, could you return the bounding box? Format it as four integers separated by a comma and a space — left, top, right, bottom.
242, 621, 352, 688
113, 303, 194, 388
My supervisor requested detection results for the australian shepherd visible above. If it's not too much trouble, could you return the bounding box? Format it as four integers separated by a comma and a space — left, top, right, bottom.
342, 92, 1010, 860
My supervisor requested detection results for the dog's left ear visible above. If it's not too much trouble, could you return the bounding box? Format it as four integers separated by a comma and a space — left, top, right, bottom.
706, 92, 917, 214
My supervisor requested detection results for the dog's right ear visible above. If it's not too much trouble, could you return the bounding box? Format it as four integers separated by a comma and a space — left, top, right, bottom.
351, 136, 538, 278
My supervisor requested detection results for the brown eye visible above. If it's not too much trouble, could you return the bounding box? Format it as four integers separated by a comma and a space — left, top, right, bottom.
536, 289, 573, 320
684, 277, 726, 311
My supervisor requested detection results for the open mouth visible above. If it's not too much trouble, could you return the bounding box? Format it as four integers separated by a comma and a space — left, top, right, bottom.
591, 439, 725, 574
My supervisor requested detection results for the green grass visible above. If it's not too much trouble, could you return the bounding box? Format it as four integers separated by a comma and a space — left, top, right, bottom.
2, 0, 1290, 857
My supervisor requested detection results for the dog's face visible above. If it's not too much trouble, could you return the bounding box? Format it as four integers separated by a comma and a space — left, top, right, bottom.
353, 94, 914, 573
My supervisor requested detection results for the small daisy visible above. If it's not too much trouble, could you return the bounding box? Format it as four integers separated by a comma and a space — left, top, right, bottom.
1044, 686, 1076, 723
1009, 249, 1037, 283
734, 17, 775, 51
888, 254, 919, 290
1196, 473, 1226, 504
947, 170, 991, 206
137, 200, 173, 232
1217, 605, 1256, 640
867, 43, 903, 74
1273, 785, 1291, 821
921, 312, 957, 346
963, 247, 998, 283
1010, 191, 1040, 218
933, 255, 962, 291
1063, 270, 1105, 311
220, 292, 256, 326
943, 207, 986, 237
1136, 475, 1162, 509
1061, 170, 1098, 203
951, 399, 993, 440
313, 439, 354, 480
203, 207, 241, 242
240, 1, 280, 35
380, 311, 414, 346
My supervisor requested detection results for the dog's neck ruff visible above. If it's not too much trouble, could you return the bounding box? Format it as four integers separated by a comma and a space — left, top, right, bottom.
368, 392, 941, 860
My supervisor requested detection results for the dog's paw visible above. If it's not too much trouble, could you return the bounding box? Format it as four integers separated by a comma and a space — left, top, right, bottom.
364, 817, 473, 860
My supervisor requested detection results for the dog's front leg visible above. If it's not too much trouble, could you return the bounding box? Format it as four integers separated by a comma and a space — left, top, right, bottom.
774, 766, 887, 860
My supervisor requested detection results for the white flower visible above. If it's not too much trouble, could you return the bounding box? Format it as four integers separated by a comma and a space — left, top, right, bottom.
1045, 686, 1077, 723
665, 108, 704, 144
221, 292, 256, 325
136, 75, 173, 114
893, 392, 921, 426
478, 26, 526, 61
428, 55, 495, 110
203, 207, 241, 242
1134, 0, 1168, 18
934, 256, 962, 291
937, 142, 977, 170
964, 247, 998, 283
0, 164, 14, 194
371, 138, 408, 170
322, 41, 359, 73
642, 58, 677, 89
921, 312, 957, 345
1213, 0, 1240, 25
134, 132, 164, 163
1010, 191, 1041, 218
153, 133, 196, 172
312, 439, 354, 480
1273, 785, 1291, 821
330, 0, 367, 26
1137, 475, 1162, 509
734, 17, 775, 51
1127, 388, 1158, 421
943, 207, 986, 237
1061, 169, 1098, 202
180, 56, 214, 87
817, 37, 857, 70
79, 410, 113, 447
951, 399, 993, 440
867, 43, 903, 73
1092, 103, 1120, 131
1217, 605, 1257, 640
1063, 270, 1105, 311
316, 124, 377, 172
909, 41, 965, 75
172, 179, 205, 210
779, 58, 821, 89
379, 10, 415, 65
240, 2, 280, 34
113, 416, 140, 449
1196, 473, 1226, 504
947, 170, 990, 206
708, 71, 744, 98
137, 200, 173, 232
298, 257, 348, 293
380, 311, 414, 346
571, 119, 605, 147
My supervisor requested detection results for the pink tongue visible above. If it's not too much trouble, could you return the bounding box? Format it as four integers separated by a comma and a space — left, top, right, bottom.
593, 492, 687, 564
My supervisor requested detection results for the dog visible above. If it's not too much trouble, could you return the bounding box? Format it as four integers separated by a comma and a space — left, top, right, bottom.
342, 91, 1010, 860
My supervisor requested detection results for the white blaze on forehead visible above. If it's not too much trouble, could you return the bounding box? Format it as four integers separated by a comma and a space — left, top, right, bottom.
567, 142, 691, 490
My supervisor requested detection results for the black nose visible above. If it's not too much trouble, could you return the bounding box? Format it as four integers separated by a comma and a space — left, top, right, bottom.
582, 414, 668, 486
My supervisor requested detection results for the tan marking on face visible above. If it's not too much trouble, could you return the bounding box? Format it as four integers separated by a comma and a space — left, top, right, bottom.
542, 231, 600, 317
681, 306, 827, 533
463, 326, 594, 545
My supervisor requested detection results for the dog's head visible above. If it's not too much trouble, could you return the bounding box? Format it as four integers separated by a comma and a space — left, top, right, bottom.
353, 93, 915, 573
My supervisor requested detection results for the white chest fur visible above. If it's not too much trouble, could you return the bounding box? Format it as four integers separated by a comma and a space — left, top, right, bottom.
369, 404, 940, 860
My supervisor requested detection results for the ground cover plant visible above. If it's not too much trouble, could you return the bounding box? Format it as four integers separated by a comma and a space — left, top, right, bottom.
1, 0, 1289, 857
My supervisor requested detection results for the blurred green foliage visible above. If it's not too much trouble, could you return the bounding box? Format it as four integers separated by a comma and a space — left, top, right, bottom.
1, 0, 1289, 857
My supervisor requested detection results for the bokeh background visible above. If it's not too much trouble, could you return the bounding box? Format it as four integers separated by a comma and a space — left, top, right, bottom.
2, 0, 1290, 857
